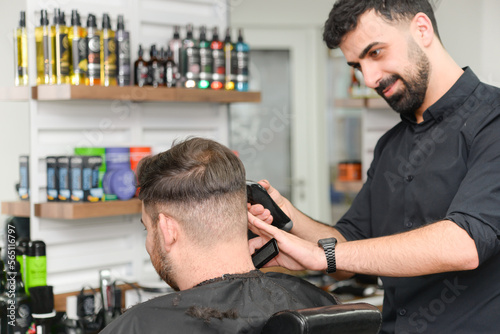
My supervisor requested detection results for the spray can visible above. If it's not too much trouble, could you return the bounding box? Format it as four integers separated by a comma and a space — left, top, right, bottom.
69, 10, 87, 85
165, 46, 177, 88
210, 27, 224, 90
224, 27, 235, 90
168, 26, 182, 87
14, 11, 29, 86
101, 13, 117, 86
116, 15, 131, 86
25, 241, 47, 296
53, 9, 70, 84
35, 10, 54, 85
198, 26, 212, 89
86, 14, 100, 86
235, 28, 249, 91
181, 24, 199, 88
134, 45, 148, 87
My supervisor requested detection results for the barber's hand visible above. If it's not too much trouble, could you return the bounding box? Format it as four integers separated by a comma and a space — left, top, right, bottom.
248, 212, 327, 272
247, 179, 292, 226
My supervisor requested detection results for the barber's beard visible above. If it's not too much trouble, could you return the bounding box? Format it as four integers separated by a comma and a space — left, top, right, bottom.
151, 232, 180, 291
376, 42, 430, 117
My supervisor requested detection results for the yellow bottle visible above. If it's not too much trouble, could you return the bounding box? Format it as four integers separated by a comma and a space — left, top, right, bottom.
68, 10, 87, 85
100, 13, 117, 86
52, 9, 70, 85
14, 11, 29, 86
86, 14, 101, 86
224, 27, 235, 90
35, 10, 54, 85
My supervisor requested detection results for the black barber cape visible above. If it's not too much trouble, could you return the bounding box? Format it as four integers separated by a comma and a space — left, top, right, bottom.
100, 270, 338, 334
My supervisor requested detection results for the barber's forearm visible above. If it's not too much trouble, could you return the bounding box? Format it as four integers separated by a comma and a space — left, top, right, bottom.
334, 220, 479, 277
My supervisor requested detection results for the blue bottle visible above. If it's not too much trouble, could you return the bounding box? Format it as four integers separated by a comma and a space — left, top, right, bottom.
235, 28, 249, 92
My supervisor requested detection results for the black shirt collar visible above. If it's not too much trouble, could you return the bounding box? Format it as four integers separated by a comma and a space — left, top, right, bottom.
401, 67, 480, 127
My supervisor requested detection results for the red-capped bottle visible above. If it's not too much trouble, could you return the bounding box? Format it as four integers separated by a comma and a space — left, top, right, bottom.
210, 27, 224, 90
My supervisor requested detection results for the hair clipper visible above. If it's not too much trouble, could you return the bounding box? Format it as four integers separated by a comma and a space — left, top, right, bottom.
246, 181, 293, 232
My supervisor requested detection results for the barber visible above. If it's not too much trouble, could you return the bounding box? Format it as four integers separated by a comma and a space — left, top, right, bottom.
248, 1, 500, 333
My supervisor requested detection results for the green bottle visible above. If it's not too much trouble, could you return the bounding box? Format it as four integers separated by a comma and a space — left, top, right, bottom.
25, 241, 47, 295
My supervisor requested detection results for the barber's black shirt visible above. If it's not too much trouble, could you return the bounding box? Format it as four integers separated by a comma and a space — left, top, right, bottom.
335, 68, 500, 333
100, 270, 338, 334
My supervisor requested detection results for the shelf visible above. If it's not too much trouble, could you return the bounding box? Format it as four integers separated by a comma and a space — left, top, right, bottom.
334, 180, 364, 193
0, 86, 30, 101
34, 199, 142, 219
335, 98, 389, 110
30, 85, 261, 103
1, 201, 31, 217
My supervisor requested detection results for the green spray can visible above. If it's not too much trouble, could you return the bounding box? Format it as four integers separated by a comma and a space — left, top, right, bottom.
25, 240, 47, 295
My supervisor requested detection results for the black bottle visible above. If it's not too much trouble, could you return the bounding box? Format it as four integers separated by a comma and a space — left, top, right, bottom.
0, 261, 32, 334
147, 44, 161, 87
0, 251, 6, 334
134, 45, 148, 87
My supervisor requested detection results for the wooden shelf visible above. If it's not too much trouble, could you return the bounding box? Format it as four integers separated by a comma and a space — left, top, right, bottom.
334, 180, 364, 193
335, 98, 390, 110
0, 86, 30, 101
34, 199, 142, 219
1, 201, 31, 217
31, 85, 261, 103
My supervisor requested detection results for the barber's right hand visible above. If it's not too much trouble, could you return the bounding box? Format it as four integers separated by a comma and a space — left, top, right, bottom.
247, 179, 292, 226
248, 212, 327, 272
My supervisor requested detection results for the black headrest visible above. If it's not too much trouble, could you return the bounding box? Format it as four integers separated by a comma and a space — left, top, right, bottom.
261, 303, 382, 334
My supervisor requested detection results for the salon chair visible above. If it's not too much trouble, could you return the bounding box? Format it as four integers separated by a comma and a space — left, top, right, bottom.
261, 303, 382, 334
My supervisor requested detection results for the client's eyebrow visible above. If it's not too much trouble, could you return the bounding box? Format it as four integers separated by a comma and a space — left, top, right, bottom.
140, 219, 145, 226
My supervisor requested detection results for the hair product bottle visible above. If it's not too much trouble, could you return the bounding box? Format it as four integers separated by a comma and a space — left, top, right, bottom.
25, 241, 47, 295
69, 10, 87, 85
198, 26, 212, 89
182, 24, 199, 88
134, 45, 148, 87
86, 14, 100, 86
210, 27, 224, 90
0, 261, 32, 333
53, 9, 70, 84
158, 47, 166, 86
0, 257, 6, 334
100, 13, 117, 86
14, 11, 29, 86
168, 25, 182, 87
147, 44, 161, 87
165, 46, 177, 88
235, 28, 249, 92
35, 10, 54, 85
224, 27, 235, 90
116, 15, 131, 86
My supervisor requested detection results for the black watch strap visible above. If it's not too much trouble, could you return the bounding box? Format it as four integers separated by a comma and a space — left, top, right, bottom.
318, 238, 337, 273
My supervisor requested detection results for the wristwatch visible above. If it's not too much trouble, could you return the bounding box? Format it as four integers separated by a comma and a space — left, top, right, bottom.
318, 238, 337, 273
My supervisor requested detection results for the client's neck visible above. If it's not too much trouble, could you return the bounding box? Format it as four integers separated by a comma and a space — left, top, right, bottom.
174, 242, 256, 290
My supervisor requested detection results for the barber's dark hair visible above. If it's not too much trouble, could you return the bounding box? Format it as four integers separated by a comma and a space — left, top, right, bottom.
137, 137, 247, 245
323, 0, 441, 49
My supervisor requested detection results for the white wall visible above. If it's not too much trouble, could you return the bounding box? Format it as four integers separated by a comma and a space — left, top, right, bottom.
0, 0, 30, 234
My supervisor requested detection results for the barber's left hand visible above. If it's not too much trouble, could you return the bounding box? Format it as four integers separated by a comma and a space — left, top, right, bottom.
248, 212, 327, 272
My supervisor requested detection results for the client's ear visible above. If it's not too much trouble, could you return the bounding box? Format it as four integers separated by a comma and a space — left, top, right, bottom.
157, 213, 179, 252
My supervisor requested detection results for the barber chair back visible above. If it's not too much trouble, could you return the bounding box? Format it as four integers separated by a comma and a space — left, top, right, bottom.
261, 303, 382, 334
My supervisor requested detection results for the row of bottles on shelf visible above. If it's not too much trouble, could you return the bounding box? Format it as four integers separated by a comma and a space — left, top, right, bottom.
134, 25, 249, 91
14, 9, 250, 91
17, 147, 151, 204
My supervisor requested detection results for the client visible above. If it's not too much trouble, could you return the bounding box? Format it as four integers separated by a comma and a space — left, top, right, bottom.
100, 137, 338, 333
